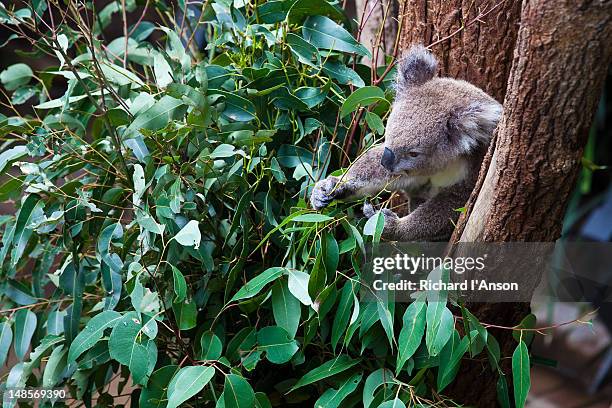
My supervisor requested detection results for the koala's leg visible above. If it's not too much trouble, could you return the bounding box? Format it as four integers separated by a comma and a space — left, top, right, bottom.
311, 146, 409, 210
364, 186, 469, 241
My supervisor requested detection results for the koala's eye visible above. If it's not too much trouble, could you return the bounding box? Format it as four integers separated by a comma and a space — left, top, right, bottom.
408, 151, 420, 158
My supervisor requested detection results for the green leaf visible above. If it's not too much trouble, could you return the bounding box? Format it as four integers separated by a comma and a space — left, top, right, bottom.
14, 309, 36, 361
497, 375, 511, 408
1, 63, 33, 91
323, 61, 365, 88
257, 326, 298, 364
487, 333, 502, 370
363, 211, 385, 243
290, 355, 360, 391
257, 1, 293, 24
512, 340, 530, 408
437, 330, 469, 391
463, 307, 488, 357
322, 232, 339, 277
68, 310, 121, 363
396, 300, 426, 373
171, 264, 187, 303
140, 365, 180, 408
363, 368, 394, 408
341, 86, 386, 117
331, 281, 354, 350
125, 95, 184, 138
365, 111, 385, 134
286, 0, 345, 24
153, 52, 173, 87
303, 16, 370, 57
173, 220, 201, 249
0, 321, 13, 366
255, 392, 272, 408
100, 61, 145, 87
425, 305, 454, 357
230, 267, 285, 302
286, 33, 320, 68
425, 268, 452, 356
223, 374, 255, 408
272, 279, 300, 338
173, 299, 197, 330
377, 399, 406, 408
10, 194, 42, 268
293, 213, 333, 223
286, 270, 313, 306
42, 346, 67, 388
211, 144, 241, 158
315, 372, 362, 408
130, 279, 161, 315
308, 251, 326, 300
199, 332, 222, 360
108, 313, 157, 384
0, 145, 27, 174
167, 366, 215, 408
377, 299, 395, 349
168, 83, 208, 111
295, 83, 330, 108
212, 90, 256, 122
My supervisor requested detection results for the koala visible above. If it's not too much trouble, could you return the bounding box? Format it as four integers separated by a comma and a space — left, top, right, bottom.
310, 45, 502, 241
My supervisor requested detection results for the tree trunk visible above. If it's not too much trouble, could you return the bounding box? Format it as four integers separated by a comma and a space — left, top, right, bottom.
399, 0, 522, 102
445, 0, 612, 406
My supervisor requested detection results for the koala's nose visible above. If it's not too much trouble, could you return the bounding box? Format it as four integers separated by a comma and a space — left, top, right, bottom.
381, 147, 395, 171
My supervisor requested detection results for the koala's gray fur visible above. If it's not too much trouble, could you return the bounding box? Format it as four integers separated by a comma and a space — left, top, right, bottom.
310, 45, 503, 241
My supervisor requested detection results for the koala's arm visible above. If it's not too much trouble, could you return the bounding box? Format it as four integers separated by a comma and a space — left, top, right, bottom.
367, 184, 470, 241
311, 146, 409, 209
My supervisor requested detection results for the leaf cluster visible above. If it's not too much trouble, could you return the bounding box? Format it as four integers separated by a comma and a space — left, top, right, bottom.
0, 1, 531, 407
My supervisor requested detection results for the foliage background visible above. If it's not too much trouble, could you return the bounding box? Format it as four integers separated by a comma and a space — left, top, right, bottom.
0, 0, 584, 407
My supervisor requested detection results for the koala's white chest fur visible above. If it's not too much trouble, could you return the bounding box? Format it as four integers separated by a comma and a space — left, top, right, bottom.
395, 158, 469, 198
429, 158, 469, 187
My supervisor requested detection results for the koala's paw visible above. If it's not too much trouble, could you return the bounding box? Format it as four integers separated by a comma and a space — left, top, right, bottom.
310, 176, 342, 210
363, 202, 399, 232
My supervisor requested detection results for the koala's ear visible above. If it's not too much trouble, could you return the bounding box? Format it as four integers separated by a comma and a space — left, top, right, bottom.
448, 100, 503, 152
396, 45, 438, 89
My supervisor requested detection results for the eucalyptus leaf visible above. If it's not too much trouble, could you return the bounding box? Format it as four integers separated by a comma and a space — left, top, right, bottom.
396, 300, 426, 373
257, 326, 298, 364
363, 368, 394, 408
303, 16, 370, 57
199, 332, 223, 360
174, 220, 201, 249
0, 321, 13, 366
14, 309, 36, 361
272, 279, 300, 338
167, 366, 215, 408
315, 372, 362, 408
290, 355, 360, 391
341, 86, 386, 117
68, 310, 121, 363
223, 374, 255, 408
230, 267, 285, 302
512, 341, 530, 408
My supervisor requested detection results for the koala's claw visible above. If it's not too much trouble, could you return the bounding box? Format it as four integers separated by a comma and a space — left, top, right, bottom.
363, 202, 376, 218
310, 176, 341, 210
363, 202, 399, 221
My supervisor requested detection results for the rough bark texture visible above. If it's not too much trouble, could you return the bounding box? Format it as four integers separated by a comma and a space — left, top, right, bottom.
445, 0, 612, 406
356, 0, 399, 66
399, 0, 522, 102
460, 0, 612, 243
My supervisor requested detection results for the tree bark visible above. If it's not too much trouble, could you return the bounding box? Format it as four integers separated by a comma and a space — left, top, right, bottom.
445, 0, 612, 406
399, 0, 522, 102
